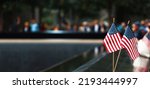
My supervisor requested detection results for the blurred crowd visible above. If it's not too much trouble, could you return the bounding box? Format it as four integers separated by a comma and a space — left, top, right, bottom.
8, 16, 110, 33
6, 16, 150, 40
117, 19, 149, 39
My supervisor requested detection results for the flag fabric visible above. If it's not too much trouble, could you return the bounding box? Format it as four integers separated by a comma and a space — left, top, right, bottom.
103, 23, 122, 53
121, 25, 139, 60
142, 33, 150, 50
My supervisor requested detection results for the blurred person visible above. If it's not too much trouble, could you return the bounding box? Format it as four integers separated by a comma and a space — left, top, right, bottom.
140, 20, 146, 27
91, 20, 100, 33
133, 32, 150, 72
30, 18, 39, 32
41, 23, 48, 32
23, 21, 30, 32
145, 21, 150, 32
99, 20, 107, 33
82, 21, 91, 32
78, 23, 84, 32
65, 23, 72, 32
53, 25, 59, 31
104, 20, 110, 31
117, 22, 126, 35
72, 24, 78, 32
132, 21, 142, 39
67, 23, 79, 32
139, 20, 147, 37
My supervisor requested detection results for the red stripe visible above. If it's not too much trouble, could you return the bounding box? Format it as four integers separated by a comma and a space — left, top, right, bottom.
114, 34, 122, 49
104, 34, 113, 52
132, 38, 139, 59
116, 33, 122, 48
116, 33, 122, 49
103, 33, 122, 53
104, 36, 111, 53
103, 40, 109, 53
110, 34, 122, 51
121, 36, 139, 60
105, 35, 115, 52
131, 38, 139, 59
122, 37, 135, 59
124, 37, 136, 59
131, 39, 136, 59
112, 34, 120, 50
121, 38, 133, 59
108, 35, 116, 52
105, 35, 114, 52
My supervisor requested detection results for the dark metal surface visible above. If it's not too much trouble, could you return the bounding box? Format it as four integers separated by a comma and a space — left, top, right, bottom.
0, 43, 99, 72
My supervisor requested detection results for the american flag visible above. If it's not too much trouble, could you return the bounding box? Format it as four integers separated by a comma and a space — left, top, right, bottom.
121, 25, 139, 60
142, 33, 150, 50
103, 23, 122, 53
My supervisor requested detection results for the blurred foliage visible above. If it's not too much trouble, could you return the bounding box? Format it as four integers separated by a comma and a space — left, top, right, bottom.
1, 0, 150, 21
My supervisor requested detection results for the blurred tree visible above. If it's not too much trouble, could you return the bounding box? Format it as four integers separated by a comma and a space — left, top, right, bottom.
114, 0, 150, 22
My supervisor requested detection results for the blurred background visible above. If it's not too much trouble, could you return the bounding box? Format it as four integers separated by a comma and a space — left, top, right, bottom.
0, 0, 150, 33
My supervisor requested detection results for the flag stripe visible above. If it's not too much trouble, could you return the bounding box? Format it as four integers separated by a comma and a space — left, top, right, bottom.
104, 33, 122, 53
121, 37, 134, 59
121, 41, 133, 59
117, 34, 122, 48
131, 39, 137, 59
122, 37, 135, 59
104, 35, 112, 52
107, 34, 117, 51
121, 36, 139, 60
103, 36, 111, 52
116, 33, 122, 48
120, 25, 139, 60
104, 35, 115, 52
124, 36, 136, 59
115, 33, 122, 48
112, 34, 120, 50
132, 38, 139, 58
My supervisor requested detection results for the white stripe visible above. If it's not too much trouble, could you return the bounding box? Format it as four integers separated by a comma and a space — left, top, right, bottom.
106, 35, 114, 52
115, 33, 122, 49
117, 33, 123, 48
131, 39, 137, 59
110, 35, 118, 51
121, 40, 133, 59
104, 38, 111, 52
108, 35, 117, 52
132, 38, 139, 58
132, 38, 139, 59
122, 37, 134, 59
123, 36, 136, 59
104, 35, 114, 52
112, 34, 120, 50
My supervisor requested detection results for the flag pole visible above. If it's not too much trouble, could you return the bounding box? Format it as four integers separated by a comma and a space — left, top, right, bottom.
112, 52, 115, 72
112, 18, 115, 72
113, 50, 122, 71
113, 20, 130, 72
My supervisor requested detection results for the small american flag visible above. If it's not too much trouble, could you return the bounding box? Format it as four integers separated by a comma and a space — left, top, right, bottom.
142, 33, 150, 50
103, 23, 122, 53
121, 25, 139, 60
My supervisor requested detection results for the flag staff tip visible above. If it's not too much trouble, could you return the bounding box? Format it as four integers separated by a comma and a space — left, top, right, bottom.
113, 18, 115, 23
